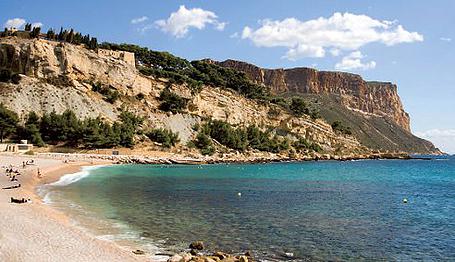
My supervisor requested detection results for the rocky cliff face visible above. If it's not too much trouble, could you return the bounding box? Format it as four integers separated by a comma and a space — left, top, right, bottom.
0, 37, 368, 155
218, 60, 411, 131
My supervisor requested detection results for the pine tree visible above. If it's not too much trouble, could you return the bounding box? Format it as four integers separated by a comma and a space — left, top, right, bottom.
24, 23, 32, 31
0, 103, 19, 142
46, 28, 55, 40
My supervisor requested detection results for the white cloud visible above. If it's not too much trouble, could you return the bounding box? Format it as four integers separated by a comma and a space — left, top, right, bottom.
330, 48, 341, 56
131, 16, 148, 24
335, 51, 376, 71
230, 32, 239, 38
4, 18, 26, 29
31, 22, 43, 28
440, 37, 452, 42
241, 12, 423, 60
155, 5, 226, 38
415, 129, 455, 154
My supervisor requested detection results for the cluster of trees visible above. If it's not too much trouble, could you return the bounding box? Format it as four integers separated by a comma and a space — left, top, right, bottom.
23, 23, 41, 38
146, 128, 180, 148
289, 97, 320, 119
331, 121, 352, 135
45, 27, 98, 49
158, 88, 189, 113
192, 120, 320, 155
192, 132, 215, 155
190, 120, 323, 155
1, 24, 41, 38
293, 137, 322, 153
92, 83, 121, 104
0, 104, 143, 148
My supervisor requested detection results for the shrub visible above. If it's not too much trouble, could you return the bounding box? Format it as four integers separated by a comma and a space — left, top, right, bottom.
332, 121, 352, 135
203, 120, 247, 151
293, 137, 323, 153
146, 128, 180, 148
158, 88, 188, 113
92, 83, 120, 104
194, 132, 215, 155
289, 97, 310, 116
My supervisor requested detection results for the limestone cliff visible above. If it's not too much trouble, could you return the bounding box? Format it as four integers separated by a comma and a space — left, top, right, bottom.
217, 60, 411, 131
0, 37, 369, 156
215, 59, 439, 153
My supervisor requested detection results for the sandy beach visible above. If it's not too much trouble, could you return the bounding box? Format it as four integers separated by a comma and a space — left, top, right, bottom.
0, 154, 147, 262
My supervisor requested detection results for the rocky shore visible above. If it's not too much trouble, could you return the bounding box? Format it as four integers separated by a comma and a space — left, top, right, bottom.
164, 241, 253, 262
27, 151, 413, 165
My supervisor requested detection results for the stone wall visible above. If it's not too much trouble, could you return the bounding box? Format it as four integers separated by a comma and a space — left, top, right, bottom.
97, 49, 135, 67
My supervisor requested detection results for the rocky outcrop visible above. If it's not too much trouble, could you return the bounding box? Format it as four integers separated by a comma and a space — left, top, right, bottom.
217, 60, 411, 131
0, 37, 439, 154
0, 37, 366, 155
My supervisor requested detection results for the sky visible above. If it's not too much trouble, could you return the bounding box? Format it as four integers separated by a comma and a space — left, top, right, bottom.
1, 0, 454, 153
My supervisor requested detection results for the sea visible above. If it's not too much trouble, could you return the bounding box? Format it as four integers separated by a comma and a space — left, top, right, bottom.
40, 156, 455, 261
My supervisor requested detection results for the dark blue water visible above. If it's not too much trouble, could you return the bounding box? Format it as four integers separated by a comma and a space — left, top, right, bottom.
48, 157, 455, 261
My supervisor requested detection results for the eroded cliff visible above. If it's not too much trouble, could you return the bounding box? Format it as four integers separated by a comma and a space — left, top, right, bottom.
217, 60, 411, 131
0, 37, 372, 156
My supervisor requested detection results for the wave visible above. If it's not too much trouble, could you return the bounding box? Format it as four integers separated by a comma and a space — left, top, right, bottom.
49, 165, 109, 187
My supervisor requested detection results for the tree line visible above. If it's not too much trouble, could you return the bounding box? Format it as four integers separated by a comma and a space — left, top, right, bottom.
0, 104, 143, 148
191, 119, 322, 155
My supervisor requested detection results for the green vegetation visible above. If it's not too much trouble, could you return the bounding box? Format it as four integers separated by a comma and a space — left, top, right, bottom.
193, 120, 311, 154
0, 103, 19, 142
146, 128, 180, 148
47, 27, 98, 49
92, 82, 121, 103
158, 88, 188, 113
23, 112, 44, 147
293, 137, 322, 153
0, 106, 143, 148
331, 121, 352, 135
193, 132, 215, 155
246, 125, 290, 153
203, 120, 248, 151
190, 61, 269, 99
289, 97, 310, 116
98, 42, 270, 99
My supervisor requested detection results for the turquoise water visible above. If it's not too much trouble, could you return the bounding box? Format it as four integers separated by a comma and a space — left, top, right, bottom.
46, 157, 455, 261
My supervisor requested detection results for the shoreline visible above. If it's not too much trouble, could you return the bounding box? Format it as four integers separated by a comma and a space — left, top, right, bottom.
0, 152, 441, 262
28, 150, 417, 165
0, 154, 146, 262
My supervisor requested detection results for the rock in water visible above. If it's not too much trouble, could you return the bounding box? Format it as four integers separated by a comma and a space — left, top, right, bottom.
190, 241, 204, 250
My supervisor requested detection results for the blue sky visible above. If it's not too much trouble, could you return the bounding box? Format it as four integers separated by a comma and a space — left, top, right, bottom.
1, 0, 454, 153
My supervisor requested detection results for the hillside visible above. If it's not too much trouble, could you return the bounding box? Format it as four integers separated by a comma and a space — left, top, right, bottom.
215, 59, 437, 153
0, 36, 439, 157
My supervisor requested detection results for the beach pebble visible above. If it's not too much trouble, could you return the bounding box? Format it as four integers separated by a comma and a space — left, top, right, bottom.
238, 255, 249, 262
181, 253, 193, 262
214, 251, 227, 259
167, 254, 183, 262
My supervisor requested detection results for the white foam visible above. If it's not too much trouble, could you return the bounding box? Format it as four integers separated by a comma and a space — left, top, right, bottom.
49, 165, 109, 187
